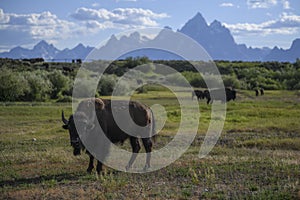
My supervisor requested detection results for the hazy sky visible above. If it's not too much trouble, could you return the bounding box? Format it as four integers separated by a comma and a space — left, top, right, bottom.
0, 0, 299, 51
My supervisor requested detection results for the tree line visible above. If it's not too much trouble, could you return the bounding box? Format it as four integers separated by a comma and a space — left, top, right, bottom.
0, 57, 300, 101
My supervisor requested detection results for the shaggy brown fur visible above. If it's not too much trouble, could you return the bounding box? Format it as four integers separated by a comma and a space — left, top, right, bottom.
62, 98, 155, 173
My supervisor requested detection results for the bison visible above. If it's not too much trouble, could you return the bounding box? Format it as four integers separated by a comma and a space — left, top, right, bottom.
255, 88, 264, 96
62, 98, 155, 173
255, 89, 259, 96
203, 88, 236, 104
260, 88, 264, 96
192, 90, 205, 101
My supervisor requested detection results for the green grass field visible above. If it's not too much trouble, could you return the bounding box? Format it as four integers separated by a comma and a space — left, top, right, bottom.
0, 90, 300, 199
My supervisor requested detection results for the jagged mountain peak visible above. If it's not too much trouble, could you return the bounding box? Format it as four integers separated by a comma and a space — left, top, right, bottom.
116, 31, 151, 45
75, 43, 84, 47
103, 34, 119, 47
263, 41, 300, 62
210, 20, 222, 28
290, 38, 300, 50
119, 31, 142, 43
35, 40, 48, 46
73, 43, 85, 50
179, 12, 240, 60
110, 34, 118, 41
130, 31, 140, 38
210, 20, 229, 35
192, 12, 207, 25
33, 40, 53, 48
33, 40, 58, 53
180, 12, 209, 33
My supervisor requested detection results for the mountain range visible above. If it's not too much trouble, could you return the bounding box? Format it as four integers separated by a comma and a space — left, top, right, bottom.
0, 12, 299, 62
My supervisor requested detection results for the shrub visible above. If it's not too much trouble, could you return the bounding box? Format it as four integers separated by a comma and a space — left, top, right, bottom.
222, 75, 240, 89
48, 70, 71, 98
98, 75, 116, 96
189, 77, 206, 88
182, 71, 206, 88
22, 71, 53, 101
0, 68, 29, 101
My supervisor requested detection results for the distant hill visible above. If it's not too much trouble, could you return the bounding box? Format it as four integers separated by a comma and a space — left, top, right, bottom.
0, 13, 299, 62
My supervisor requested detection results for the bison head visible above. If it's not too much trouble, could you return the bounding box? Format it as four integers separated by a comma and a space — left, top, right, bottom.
62, 111, 95, 156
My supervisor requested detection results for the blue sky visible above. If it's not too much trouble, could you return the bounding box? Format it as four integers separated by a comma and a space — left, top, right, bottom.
0, 0, 299, 51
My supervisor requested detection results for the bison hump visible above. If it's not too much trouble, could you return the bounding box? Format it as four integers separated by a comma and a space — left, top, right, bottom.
77, 98, 105, 112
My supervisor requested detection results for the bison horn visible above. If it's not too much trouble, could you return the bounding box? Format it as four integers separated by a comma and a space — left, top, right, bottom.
62, 110, 69, 125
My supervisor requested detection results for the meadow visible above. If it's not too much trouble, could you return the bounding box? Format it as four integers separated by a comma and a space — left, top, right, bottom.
0, 90, 300, 199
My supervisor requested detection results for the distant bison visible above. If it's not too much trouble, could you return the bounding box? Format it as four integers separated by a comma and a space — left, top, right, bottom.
62, 98, 155, 173
260, 88, 264, 96
203, 88, 236, 104
62, 66, 74, 72
255, 89, 259, 96
192, 90, 205, 101
255, 88, 264, 96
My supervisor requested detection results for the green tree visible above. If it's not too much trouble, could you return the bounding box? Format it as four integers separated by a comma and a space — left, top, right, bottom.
222, 75, 240, 89
0, 68, 29, 101
22, 71, 52, 101
98, 75, 117, 96
48, 70, 71, 98
182, 71, 206, 88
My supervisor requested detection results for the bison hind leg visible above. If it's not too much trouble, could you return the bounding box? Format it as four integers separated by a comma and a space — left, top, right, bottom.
96, 161, 103, 174
125, 137, 141, 171
142, 137, 153, 171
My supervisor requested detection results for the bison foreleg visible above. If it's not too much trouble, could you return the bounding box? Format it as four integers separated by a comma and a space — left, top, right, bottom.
87, 154, 94, 174
126, 137, 141, 171
87, 154, 103, 174
96, 160, 103, 174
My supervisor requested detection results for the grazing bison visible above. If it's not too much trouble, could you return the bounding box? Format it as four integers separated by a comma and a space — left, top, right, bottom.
62, 98, 156, 173
255, 89, 259, 96
260, 88, 264, 96
203, 88, 236, 104
192, 90, 205, 101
